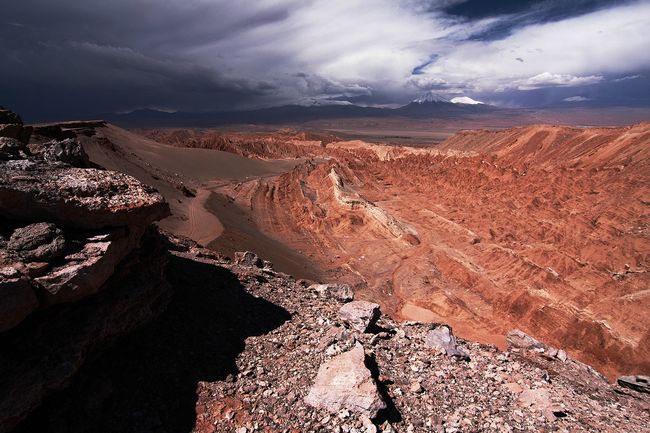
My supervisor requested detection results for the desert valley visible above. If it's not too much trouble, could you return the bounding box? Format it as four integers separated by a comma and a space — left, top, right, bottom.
2, 0, 650, 432
64, 114, 650, 381
2, 103, 648, 432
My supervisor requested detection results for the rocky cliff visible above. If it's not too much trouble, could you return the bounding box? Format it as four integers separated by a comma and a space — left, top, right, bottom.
0, 109, 171, 431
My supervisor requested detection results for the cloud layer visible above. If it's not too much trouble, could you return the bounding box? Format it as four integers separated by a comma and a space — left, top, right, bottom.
1, 0, 649, 119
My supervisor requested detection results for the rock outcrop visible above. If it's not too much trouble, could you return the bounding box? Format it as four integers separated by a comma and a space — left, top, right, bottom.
0, 160, 169, 229
0, 108, 172, 432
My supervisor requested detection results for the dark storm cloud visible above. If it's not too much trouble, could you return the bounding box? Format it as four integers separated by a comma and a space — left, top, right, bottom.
1, 0, 649, 120
0, 0, 296, 120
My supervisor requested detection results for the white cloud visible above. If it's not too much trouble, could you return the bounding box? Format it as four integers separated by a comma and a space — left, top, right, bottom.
5, 0, 650, 113
514, 72, 603, 91
413, 1, 650, 94
563, 96, 590, 102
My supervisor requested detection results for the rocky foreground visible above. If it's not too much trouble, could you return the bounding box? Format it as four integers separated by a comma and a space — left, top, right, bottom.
0, 108, 648, 432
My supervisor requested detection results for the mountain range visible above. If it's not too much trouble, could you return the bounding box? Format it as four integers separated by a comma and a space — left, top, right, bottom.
99, 92, 499, 127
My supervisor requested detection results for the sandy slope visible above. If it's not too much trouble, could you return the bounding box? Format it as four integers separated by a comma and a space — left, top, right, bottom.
80, 125, 304, 252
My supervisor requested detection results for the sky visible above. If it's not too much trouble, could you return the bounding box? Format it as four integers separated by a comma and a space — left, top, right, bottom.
2, 0, 650, 120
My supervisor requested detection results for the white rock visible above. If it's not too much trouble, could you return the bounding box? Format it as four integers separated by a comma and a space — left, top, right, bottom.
305, 343, 386, 418
424, 325, 469, 359
339, 301, 381, 333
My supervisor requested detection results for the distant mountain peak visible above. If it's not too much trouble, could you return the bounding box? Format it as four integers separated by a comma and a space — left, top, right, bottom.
450, 96, 484, 105
412, 91, 451, 104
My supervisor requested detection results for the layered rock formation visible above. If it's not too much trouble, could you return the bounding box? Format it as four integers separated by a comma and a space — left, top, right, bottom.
205, 123, 650, 381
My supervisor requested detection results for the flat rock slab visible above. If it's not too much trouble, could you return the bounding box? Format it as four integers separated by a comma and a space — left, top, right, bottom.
425, 325, 469, 360
304, 343, 386, 418
0, 160, 170, 229
34, 228, 143, 305
339, 300, 380, 332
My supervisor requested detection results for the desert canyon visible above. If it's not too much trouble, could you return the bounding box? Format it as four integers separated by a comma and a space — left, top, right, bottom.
139, 122, 650, 381
1, 101, 649, 432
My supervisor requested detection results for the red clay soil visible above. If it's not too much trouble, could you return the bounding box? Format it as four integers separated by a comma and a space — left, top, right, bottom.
157, 123, 650, 381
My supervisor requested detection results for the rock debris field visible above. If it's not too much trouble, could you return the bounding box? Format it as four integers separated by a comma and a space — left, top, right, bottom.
191, 252, 650, 433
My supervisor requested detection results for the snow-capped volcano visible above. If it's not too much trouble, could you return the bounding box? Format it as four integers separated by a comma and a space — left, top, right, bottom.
450, 96, 484, 105
399, 92, 496, 117
412, 91, 452, 104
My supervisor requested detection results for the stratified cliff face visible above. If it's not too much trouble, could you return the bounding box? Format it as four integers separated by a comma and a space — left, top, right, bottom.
206, 123, 650, 381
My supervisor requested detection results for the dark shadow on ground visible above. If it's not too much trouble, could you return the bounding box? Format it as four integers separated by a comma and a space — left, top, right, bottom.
365, 354, 402, 424
16, 254, 290, 433
205, 192, 323, 282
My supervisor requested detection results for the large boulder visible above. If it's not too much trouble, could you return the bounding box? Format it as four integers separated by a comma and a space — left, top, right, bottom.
7, 222, 67, 262
304, 343, 386, 418
234, 251, 263, 268
339, 300, 380, 332
0, 160, 170, 229
41, 138, 91, 167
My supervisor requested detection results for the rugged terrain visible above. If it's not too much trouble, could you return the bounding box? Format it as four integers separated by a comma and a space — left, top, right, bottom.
1, 107, 648, 432
146, 123, 650, 382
